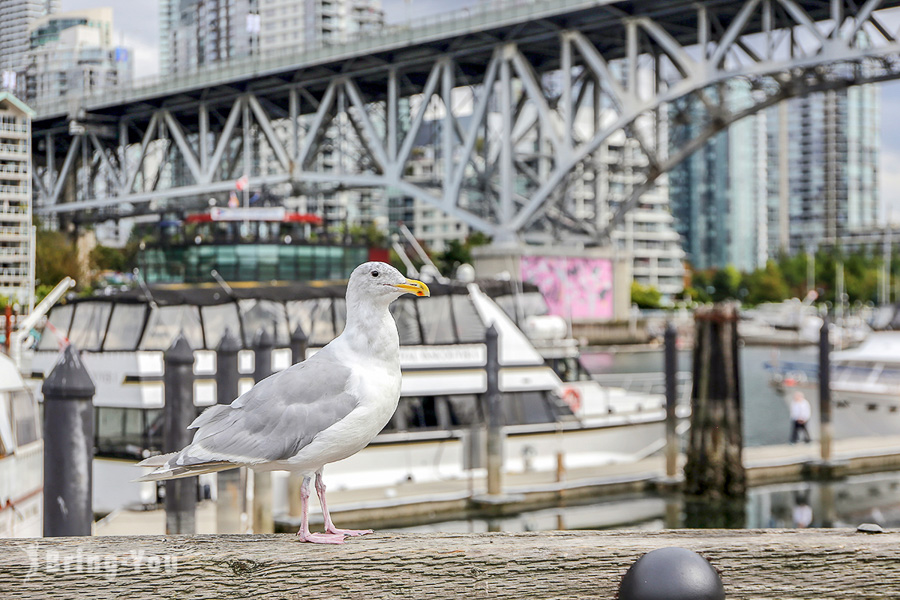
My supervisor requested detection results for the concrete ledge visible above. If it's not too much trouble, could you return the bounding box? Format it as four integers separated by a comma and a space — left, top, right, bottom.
1, 530, 897, 599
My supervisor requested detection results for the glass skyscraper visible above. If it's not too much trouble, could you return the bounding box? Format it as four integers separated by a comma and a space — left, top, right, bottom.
669, 82, 880, 271
767, 86, 880, 255
668, 85, 767, 273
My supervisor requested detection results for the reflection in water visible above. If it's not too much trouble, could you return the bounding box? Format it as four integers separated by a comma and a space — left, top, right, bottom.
389, 472, 900, 533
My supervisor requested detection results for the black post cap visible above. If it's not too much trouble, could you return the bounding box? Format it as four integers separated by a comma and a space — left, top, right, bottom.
290, 324, 308, 342
217, 327, 242, 352
253, 327, 273, 348
42, 344, 96, 400
164, 333, 194, 365
619, 547, 725, 600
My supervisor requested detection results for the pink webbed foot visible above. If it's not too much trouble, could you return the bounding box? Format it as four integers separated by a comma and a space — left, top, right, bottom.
296, 531, 347, 544
326, 527, 373, 537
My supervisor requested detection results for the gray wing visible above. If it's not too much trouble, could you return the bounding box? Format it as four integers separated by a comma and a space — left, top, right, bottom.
176, 348, 358, 467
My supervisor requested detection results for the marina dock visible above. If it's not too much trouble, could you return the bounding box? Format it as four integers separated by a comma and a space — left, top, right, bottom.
2, 529, 895, 599
94, 435, 900, 535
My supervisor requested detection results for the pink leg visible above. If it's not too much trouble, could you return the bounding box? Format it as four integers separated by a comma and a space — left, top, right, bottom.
296, 476, 345, 544
316, 470, 373, 537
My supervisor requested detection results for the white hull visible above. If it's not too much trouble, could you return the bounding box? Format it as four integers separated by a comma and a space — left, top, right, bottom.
107, 408, 677, 517
774, 380, 900, 439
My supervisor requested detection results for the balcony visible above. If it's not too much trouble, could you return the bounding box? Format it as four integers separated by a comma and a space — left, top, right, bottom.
0, 227, 28, 242
0, 143, 27, 158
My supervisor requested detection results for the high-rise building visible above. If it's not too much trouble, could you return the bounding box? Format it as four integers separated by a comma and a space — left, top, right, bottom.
25, 8, 133, 104
668, 88, 770, 272
766, 86, 880, 255
670, 82, 880, 272
160, 0, 384, 75
580, 139, 686, 299
0, 0, 58, 96
0, 94, 35, 307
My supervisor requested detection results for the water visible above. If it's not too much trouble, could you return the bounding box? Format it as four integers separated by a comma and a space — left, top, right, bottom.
581, 344, 819, 447
390, 471, 900, 533
390, 342, 892, 533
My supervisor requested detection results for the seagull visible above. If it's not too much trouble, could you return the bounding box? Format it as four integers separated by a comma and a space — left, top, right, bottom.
136, 262, 430, 543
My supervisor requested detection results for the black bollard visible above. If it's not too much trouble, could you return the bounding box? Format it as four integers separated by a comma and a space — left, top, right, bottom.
618, 547, 725, 600
42, 344, 95, 537
164, 333, 196, 535
288, 324, 308, 517
290, 324, 308, 364
485, 324, 502, 496
252, 328, 274, 533
254, 328, 273, 383
819, 315, 833, 462
664, 321, 678, 480
215, 328, 242, 533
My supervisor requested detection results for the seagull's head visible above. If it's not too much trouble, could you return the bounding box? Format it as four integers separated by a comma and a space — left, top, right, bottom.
347, 261, 430, 305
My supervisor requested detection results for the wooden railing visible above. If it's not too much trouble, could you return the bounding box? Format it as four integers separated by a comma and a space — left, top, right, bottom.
0, 530, 894, 599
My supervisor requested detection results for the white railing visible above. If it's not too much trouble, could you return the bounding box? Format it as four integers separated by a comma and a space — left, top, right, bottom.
0, 164, 27, 175
0, 123, 28, 134
0, 185, 27, 196
0, 227, 28, 237
0, 143, 26, 155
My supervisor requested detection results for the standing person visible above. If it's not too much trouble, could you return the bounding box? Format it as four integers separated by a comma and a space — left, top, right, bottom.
790, 391, 812, 444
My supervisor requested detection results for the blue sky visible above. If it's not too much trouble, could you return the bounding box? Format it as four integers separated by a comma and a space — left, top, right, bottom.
60, 0, 900, 221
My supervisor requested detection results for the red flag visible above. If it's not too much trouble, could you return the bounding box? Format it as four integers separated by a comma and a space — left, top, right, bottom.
235, 175, 249, 191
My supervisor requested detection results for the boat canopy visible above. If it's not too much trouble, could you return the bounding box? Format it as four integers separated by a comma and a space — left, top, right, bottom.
38, 280, 549, 353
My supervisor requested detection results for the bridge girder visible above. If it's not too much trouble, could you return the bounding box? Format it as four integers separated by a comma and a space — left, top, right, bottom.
30, 0, 900, 242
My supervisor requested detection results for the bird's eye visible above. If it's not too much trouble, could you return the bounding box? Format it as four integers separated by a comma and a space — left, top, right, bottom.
371, 271, 379, 277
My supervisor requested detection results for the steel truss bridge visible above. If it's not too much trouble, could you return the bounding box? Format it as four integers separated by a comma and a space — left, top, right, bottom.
30, 0, 900, 243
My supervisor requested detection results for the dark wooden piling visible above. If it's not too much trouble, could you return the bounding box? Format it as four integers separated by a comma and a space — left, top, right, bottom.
0, 530, 896, 599
215, 328, 243, 534
252, 328, 274, 534
163, 334, 196, 535
664, 321, 679, 480
290, 323, 308, 364
484, 324, 502, 496
818, 316, 834, 462
684, 303, 745, 523
287, 324, 308, 519
41, 344, 95, 537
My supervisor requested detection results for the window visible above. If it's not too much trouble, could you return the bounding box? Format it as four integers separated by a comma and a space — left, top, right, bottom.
12, 390, 40, 447
103, 304, 148, 351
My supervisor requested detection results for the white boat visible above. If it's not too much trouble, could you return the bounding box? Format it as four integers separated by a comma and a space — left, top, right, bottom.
28, 278, 685, 516
767, 331, 900, 439
741, 298, 869, 348
0, 352, 42, 537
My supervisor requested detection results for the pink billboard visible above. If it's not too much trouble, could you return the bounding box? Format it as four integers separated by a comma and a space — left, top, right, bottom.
519, 256, 614, 321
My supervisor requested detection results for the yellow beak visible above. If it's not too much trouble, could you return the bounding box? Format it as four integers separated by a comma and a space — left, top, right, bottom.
393, 278, 430, 297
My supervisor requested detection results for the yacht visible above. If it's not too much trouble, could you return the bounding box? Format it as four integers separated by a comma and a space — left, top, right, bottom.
28, 277, 686, 514
0, 352, 42, 537
767, 331, 900, 438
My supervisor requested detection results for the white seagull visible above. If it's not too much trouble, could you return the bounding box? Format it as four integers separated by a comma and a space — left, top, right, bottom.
136, 262, 430, 543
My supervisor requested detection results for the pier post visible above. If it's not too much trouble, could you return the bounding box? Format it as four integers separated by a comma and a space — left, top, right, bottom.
485, 324, 503, 496
664, 321, 679, 480
252, 328, 274, 533
215, 328, 243, 534
164, 333, 197, 535
287, 325, 308, 518
684, 303, 745, 527
290, 323, 308, 364
818, 316, 833, 462
42, 344, 95, 537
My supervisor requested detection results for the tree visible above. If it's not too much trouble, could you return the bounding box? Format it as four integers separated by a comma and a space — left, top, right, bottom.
710, 265, 741, 301
35, 228, 81, 289
744, 261, 789, 305
631, 281, 662, 309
